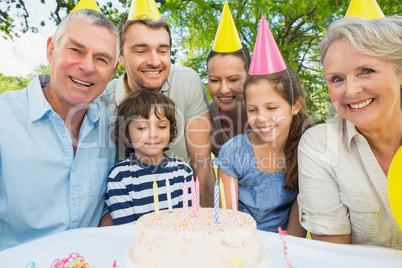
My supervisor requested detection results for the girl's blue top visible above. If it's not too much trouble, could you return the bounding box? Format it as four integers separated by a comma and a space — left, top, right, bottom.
213, 132, 297, 232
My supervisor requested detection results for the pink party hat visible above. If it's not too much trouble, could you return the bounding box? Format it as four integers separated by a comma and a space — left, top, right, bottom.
249, 16, 286, 75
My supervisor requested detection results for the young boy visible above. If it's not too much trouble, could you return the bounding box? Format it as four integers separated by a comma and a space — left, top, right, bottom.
105, 91, 192, 224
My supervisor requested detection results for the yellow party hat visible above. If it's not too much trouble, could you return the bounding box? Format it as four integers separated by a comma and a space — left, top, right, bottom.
345, 0, 385, 19
71, 0, 101, 13
128, 0, 161, 21
212, 0, 242, 53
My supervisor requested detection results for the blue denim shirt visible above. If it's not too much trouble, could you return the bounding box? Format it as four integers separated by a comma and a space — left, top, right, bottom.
214, 132, 297, 232
0, 74, 116, 250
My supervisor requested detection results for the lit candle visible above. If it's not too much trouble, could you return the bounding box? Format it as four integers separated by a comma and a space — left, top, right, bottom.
214, 180, 219, 223
231, 177, 237, 218
153, 180, 159, 218
183, 179, 189, 225
165, 179, 173, 213
219, 178, 226, 210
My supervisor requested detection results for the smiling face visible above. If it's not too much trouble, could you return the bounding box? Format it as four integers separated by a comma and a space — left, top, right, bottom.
120, 23, 171, 92
127, 107, 171, 164
245, 79, 301, 147
324, 39, 402, 131
46, 18, 117, 111
207, 54, 247, 112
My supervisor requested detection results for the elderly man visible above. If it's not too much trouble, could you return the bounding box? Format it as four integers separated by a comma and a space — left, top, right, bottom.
0, 8, 119, 250
99, 16, 215, 207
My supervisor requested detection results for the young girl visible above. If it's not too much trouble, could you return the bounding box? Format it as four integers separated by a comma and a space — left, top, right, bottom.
105, 91, 192, 225
214, 67, 313, 236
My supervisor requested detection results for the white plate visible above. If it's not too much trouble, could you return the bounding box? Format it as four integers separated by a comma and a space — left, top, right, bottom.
120, 243, 272, 268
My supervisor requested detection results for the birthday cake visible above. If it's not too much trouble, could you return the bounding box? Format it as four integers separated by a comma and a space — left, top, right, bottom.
130, 207, 262, 268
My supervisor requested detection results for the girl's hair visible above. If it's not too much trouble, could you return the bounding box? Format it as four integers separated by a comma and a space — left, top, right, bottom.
111, 91, 178, 158
244, 68, 314, 189
321, 15, 402, 73
206, 42, 251, 72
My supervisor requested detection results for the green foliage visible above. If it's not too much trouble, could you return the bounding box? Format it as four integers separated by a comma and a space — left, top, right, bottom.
0, 74, 30, 94
0, 64, 50, 95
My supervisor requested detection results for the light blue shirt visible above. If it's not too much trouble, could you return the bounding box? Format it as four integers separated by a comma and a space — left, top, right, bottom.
213, 132, 297, 232
0, 74, 116, 250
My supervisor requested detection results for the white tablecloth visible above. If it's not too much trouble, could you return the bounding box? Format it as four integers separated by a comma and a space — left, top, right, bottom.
0, 223, 401, 267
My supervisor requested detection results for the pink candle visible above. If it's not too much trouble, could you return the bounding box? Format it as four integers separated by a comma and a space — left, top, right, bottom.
191, 177, 197, 217
183, 179, 189, 225
195, 177, 200, 213
231, 177, 237, 218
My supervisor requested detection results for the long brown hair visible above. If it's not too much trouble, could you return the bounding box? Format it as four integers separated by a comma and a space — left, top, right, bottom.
111, 91, 178, 158
244, 67, 314, 189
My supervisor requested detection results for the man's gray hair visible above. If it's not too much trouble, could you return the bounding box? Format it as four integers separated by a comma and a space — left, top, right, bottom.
321, 15, 402, 72
52, 9, 120, 65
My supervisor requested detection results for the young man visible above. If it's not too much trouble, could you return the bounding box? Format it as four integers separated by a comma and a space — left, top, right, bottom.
99, 16, 215, 207
0, 9, 119, 250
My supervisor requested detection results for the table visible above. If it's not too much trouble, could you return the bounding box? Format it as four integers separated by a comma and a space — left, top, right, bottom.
0, 223, 401, 267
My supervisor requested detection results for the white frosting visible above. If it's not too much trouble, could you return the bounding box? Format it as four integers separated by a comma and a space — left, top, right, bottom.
132, 208, 261, 268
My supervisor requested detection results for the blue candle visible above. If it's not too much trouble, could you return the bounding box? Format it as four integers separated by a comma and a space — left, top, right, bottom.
214, 180, 219, 223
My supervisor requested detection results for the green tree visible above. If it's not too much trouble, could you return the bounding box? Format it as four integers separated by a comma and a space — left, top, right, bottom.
0, 73, 30, 94
0, 63, 50, 94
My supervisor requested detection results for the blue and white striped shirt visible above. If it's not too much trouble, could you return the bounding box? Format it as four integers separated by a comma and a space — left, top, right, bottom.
105, 155, 193, 224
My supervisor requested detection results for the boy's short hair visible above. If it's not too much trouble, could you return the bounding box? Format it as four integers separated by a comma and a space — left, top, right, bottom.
112, 90, 177, 158
117, 14, 172, 55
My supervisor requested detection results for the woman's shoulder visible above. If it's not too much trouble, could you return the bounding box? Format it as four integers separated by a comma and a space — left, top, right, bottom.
299, 115, 349, 164
302, 116, 344, 143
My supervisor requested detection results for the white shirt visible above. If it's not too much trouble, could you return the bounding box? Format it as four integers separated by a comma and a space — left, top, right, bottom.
298, 115, 402, 249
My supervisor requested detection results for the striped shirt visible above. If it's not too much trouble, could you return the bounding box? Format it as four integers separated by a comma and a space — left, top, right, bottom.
105, 155, 193, 224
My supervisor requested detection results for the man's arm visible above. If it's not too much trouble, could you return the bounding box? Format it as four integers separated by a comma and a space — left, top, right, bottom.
99, 212, 114, 227
185, 112, 215, 207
